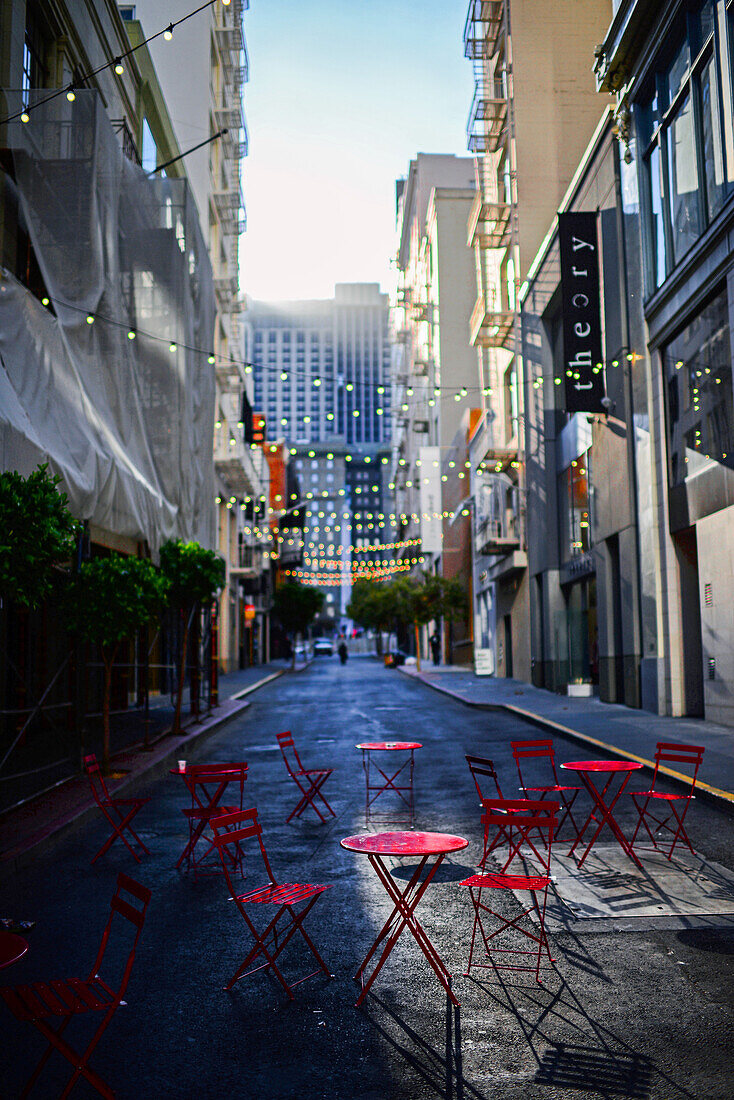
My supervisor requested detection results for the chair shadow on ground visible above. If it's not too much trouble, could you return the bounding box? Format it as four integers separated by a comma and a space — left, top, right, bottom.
362, 991, 487, 1100
464, 961, 696, 1100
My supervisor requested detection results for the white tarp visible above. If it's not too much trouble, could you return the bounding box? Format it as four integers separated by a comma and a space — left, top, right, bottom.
0, 91, 216, 551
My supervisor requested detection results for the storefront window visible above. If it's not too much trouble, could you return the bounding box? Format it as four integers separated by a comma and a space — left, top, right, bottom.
664, 287, 733, 486
559, 450, 593, 562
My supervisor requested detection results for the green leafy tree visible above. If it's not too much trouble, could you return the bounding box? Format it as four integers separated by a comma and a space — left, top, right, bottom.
65, 554, 169, 772
390, 575, 436, 672
272, 581, 324, 665
347, 579, 395, 655
159, 539, 225, 733
0, 465, 78, 608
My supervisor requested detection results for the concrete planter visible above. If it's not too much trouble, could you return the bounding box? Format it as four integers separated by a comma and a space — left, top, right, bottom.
567, 681, 594, 697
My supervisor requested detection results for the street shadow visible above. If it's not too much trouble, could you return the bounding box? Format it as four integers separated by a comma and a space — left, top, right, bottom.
534, 1042, 652, 1096
464, 964, 694, 1100
362, 991, 487, 1100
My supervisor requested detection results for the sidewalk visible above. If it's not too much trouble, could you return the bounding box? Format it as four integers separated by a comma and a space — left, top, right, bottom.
399, 665, 734, 808
0, 662, 294, 880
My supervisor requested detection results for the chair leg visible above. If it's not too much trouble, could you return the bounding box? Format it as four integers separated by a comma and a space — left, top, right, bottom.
27, 1013, 116, 1100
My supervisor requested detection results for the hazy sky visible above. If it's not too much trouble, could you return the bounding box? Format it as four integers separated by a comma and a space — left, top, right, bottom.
239, 0, 474, 301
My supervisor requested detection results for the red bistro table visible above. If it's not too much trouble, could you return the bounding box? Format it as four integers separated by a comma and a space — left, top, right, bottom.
356, 742, 422, 828
170, 764, 247, 874
341, 831, 468, 1007
560, 761, 644, 868
0, 931, 28, 970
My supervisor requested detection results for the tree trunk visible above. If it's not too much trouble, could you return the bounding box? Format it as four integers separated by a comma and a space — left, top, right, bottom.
414, 620, 421, 673
173, 607, 191, 734
101, 643, 118, 774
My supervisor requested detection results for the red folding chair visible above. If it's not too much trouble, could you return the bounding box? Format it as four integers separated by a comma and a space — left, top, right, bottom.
461, 798, 558, 984
1, 873, 151, 1100
629, 742, 705, 860
177, 762, 248, 878
511, 739, 582, 840
276, 731, 335, 823
83, 754, 150, 864
465, 754, 511, 868
212, 808, 333, 999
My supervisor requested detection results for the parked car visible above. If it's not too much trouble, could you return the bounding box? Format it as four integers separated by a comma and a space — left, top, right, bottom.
313, 639, 334, 656
384, 650, 407, 668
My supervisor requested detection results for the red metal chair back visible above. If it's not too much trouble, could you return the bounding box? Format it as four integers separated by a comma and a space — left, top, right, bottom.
651, 742, 705, 790
84, 753, 112, 806
276, 731, 305, 777
212, 807, 277, 897
481, 797, 557, 875
465, 755, 504, 802
511, 739, 561, 793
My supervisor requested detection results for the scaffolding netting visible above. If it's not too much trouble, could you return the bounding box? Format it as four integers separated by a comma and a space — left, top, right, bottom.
0, 90, 216, 551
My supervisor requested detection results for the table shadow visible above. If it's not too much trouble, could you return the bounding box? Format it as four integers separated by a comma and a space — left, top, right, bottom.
362, 990, 487, 1100
390, 861, 477, 884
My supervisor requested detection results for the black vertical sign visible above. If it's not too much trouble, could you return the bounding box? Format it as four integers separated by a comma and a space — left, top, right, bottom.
558, 211, 605, 414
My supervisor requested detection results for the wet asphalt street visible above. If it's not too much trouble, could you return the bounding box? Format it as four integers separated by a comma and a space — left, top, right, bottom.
2, 657, 733, 1100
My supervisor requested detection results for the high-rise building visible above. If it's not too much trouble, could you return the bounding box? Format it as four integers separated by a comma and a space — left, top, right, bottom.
130, 0, 269, 671
463, 0, 614, 680
243, 284, 394, 623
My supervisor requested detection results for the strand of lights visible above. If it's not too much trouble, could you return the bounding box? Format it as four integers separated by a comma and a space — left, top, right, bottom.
7, 1, 229, 126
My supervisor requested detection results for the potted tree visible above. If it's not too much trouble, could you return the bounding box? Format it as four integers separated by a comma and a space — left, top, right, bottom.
159, 539, 225, 734
65, 554, 168, 772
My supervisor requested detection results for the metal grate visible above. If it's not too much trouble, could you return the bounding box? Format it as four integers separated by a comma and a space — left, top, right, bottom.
704, 582, 713, 606
708, 657, 716, 680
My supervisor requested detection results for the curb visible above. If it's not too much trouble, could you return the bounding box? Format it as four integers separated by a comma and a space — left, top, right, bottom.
398, 668, 734, 812
230, 668, 285, 698
0, 697, 252, 882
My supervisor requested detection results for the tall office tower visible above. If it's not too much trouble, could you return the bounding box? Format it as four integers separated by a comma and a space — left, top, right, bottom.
243, 284, 393, 624
463, 0, 613, 681
129, 0, 269, 671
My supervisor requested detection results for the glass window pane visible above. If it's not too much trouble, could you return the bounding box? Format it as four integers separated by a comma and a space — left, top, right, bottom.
664, 287, 733, 487
646, 144, 668, 287
666, 95, 703, 262
667, 39, 691, 103
700, 53, 728, 219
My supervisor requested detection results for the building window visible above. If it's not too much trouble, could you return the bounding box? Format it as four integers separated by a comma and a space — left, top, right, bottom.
664, 286, 732, 487
141, 118, 158, 174
638, 1, 734, 291
559, 452, 593, 562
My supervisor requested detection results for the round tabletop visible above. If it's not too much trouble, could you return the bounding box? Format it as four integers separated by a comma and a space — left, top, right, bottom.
341, 831, 468, 856
0, 930, 29, 970
356, 741, 422, 751
561, 760, 643, 773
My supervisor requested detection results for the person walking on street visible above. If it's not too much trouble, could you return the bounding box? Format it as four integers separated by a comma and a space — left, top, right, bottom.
338, 639, 349, 665
430, 632, 440, 666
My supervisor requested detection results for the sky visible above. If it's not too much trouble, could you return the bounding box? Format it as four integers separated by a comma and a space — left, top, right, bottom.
239, 0, 475, 302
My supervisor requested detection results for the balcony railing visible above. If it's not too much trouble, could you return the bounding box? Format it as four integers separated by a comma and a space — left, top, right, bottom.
463, 0, 505, 61
467, 193, 511, 250
470, 294, 515, 349
466, 79, 507, 154
214, 103, 245, 134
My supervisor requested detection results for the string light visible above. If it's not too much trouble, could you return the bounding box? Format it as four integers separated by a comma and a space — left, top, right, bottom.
2, 1, 231, 126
